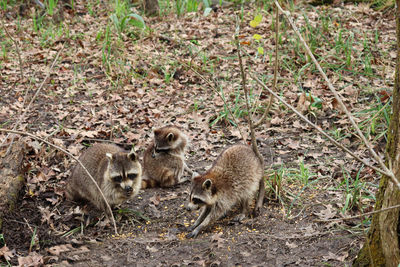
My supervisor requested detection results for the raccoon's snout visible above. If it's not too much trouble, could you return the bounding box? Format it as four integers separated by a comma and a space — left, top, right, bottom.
125, 186, 133, 194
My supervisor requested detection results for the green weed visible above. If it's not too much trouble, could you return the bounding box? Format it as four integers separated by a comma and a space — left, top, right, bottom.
45, 0, 58, 16
335, 167, 375, 214
29, 227, 37, 253
62, 224, 83, 237
357, 94, 391, 143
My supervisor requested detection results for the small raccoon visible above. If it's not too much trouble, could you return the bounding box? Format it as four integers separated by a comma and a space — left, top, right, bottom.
186, 144, 265, 238
66, 143, 142, 215
142, 125, 192, 188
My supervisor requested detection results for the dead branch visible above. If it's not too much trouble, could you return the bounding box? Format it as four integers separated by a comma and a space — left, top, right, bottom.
315, 204, 400, 223
250, 74, 392, 178
253, 4, 280, 128
236, 37, 264, 165
0, 128, 118, 235
274, 1, 399, 189
1, 44, 64, 156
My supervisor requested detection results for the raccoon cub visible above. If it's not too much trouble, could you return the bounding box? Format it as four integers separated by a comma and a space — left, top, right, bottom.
142, 125, 192, 188
66, 143, 142, 215
186, 144, 265, 238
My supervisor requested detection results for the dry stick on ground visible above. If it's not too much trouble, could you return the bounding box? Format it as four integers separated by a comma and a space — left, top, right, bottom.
274, 0, 399, 189
251, 74, 391, 178
315, 204, 400, 223
1, 19, 24, 80
1, 45, 64, 156
253, 4, 280, 128
0, 128, 119, 235
181, 61, 246, 142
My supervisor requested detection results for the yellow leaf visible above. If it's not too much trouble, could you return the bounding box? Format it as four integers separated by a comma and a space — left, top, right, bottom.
258, 47, 264, 55
250, 20, 259, 28
254, 14, 262, 23
253, 34, 262, 40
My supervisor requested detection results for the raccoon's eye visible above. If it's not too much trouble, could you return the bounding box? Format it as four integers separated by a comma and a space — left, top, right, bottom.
112, 176, 122, 183
192, 198, 204, 205
127, 173, 137, 180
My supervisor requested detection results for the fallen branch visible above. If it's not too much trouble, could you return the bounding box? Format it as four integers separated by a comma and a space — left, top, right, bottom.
1, 44, 64, 156
0, 128, 118, 235
274, 0, 399, 189
315, 204, 400, 223
250, 74, 391, 178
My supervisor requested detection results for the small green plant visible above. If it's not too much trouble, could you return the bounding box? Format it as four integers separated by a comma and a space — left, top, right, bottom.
337, 167, 371, 214
1, 0, 8, 10
357, 94, 391, 142
0, 233, 6, 247
45, 0, 58, 16
110, 0, 146, 38
29, 227, 37, 253
62, 225, 83, 237
266, 171, 283, 202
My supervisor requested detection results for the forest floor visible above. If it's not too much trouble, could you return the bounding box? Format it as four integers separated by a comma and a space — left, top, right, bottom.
0, 0, 396, 266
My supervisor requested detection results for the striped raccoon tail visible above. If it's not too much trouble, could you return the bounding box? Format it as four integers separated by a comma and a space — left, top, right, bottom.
141, 179, 159, 189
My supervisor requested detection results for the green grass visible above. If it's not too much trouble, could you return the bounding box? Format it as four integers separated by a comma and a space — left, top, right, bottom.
327, 167, 377, 216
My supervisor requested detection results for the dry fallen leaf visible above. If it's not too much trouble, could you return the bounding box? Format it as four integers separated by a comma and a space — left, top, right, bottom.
46, 244, 73, 256
0, 246, 14, 261
17, 252, 43, 267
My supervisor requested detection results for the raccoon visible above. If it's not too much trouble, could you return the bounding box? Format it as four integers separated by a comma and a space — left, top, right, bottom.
186, 144, 265, 238
142, 125, 192, 188
66, 143, 142, 215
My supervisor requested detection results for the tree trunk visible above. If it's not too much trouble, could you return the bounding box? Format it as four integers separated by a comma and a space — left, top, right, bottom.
353, 2, 400, 266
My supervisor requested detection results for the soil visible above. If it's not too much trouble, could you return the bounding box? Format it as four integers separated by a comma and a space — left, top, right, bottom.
0, 0, 394, 266
2, 179, 360, 267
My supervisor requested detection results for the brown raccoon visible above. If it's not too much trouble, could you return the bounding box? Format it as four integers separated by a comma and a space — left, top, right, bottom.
186, 144, 264, 238
142, 126, 192, 188
66, 143, 142, 215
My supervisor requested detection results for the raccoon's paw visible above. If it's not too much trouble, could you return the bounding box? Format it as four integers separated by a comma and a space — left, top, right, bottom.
252, 207, 262, 218
186, 231, 198, 239
186, 225, 196, 232
232, 213, 246, 223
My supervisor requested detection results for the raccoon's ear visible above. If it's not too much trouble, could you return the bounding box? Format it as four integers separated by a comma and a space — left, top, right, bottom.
127, 151, 137, 161
202, 179, 212, 190
167, 132, 174, 142
105, 153, 113, 160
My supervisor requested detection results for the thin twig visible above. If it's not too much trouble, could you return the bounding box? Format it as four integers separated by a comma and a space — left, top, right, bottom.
250, 74, 391, 178
254, 4, 280, 128
236, 37, 264, 165
1, 44, 65, 155
1, 19, 23, 80
0, 128, 118, 235
274, 1, 399, 189
315, 204, 400, 223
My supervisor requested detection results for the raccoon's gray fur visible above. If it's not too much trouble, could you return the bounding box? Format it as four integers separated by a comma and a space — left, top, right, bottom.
142, 125, 192, 188
186, 144, 264, 238
66, 143, 142, 215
